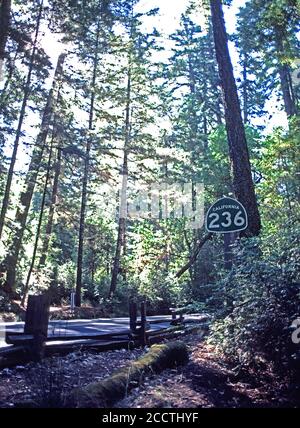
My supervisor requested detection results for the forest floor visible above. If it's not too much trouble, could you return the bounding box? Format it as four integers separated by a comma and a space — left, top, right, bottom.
0, 333, 298, 408
0, 347, 145, 408
119, 335, 299, 408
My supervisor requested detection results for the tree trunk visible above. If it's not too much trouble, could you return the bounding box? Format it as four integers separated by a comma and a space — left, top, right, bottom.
75, 21, 100, 307
109, 68, 131, 298
242, 57, 249, 124
109, 209, 127, 298
0, 0, 44, 240
21, 140, 54, 305
3, 53, 65, 295
38, 147, 62, 268
275, 30, 297, 117
209, 0, 261, 237
207, 24, 223, 125
0, 0, 11, 75
278, 63, 296, 117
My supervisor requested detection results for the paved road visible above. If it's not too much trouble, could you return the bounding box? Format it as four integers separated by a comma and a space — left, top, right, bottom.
0, 316, 171, 349
0, 314, 207, 350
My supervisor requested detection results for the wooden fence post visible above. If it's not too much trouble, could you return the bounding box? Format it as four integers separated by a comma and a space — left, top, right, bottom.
171, 309, 177, 324
140, 302, 147, 347
129, 301, 137, 334
24, 294, 50, 361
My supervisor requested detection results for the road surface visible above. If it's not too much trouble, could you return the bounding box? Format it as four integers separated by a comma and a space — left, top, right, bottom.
0, 314, 206, 350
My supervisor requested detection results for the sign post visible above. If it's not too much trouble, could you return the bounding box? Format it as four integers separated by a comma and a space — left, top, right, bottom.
70, 291, 76, 313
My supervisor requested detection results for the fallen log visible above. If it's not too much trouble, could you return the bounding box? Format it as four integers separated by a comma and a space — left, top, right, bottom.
66, 341, 189, 408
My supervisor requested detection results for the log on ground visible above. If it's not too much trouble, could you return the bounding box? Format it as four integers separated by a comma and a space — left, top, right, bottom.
66, 341, 189, 408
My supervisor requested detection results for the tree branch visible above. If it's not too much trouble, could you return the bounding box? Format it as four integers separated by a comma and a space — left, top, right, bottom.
175, 233, 213, 278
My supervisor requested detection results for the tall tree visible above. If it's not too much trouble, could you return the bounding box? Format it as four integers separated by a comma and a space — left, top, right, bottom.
109, 57, 131, 298
209, 0, 261, 236
236, 0, 300, 118
0, 0, 44, 240
164, 13, 223, 179
21, 136, 55, 304
109, 6, 161, 297
0, 0, 11, 76
233, 9, 272, 124
75, 30, 99, 307
38, 146, 62, 268
3, 53, 65, 295
73, 1, 112, 307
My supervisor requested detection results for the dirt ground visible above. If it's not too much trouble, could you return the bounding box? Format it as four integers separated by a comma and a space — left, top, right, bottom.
118, 336, 299, 408
0, 347, 144, 408
0, 334, 298, 408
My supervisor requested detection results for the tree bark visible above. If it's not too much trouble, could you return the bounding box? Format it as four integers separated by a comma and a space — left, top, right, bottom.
275, 29, 297, 117
278, 63, 297, 117
242, 56, 249, 124
0, 0, 44, 240
3, 53, 65, 295
209, 0, 261, 237
0, 0, 11, 74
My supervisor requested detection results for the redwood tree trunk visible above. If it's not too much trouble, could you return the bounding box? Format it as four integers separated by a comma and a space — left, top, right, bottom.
109, 154, 128, 298
209, 0, 261, 237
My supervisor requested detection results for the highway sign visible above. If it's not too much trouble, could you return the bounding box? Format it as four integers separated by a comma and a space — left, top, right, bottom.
205, 197, 248, 233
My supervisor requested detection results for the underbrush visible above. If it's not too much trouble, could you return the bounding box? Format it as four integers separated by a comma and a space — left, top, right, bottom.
208, 219, 300, 381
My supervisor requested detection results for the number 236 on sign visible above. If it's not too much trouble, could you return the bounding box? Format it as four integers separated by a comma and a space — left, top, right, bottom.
205, 196, 248, 233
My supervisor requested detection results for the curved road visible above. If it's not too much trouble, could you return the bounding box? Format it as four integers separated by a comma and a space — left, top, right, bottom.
0, 314, 206, 349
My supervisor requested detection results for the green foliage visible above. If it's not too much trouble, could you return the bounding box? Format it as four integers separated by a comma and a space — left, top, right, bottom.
236, 0, 300, 118
209, 217, 300, 372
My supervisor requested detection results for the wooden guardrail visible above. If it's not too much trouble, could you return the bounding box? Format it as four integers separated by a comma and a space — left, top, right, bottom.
169, 307, 185, 325
1, 296, 209, 368
129, 301, 148, 346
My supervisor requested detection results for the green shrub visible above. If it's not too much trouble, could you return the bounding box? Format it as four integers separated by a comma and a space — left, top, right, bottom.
209, 219, 300, 375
